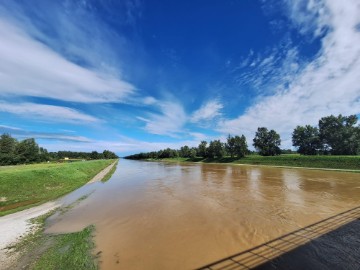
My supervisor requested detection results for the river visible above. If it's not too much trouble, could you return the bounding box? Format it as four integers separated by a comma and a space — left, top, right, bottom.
45, 159, 360, 269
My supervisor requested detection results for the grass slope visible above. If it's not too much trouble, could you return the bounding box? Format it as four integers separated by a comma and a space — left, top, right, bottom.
0, 160, 114, 216
32, 226, 97, 270
158, 154, 360, 171
8, 209, 98, 270
101, 159, 119, 183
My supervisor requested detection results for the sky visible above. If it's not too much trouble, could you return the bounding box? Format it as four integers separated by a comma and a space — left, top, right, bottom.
0, 0, 359, 156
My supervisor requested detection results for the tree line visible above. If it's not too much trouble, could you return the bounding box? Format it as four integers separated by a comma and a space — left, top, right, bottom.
125, 114, 360, 160
292, 114, 360, 155
0, 133, 118, 166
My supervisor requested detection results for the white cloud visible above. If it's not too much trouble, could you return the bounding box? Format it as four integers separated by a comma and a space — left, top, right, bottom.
142, 96, 158, 105
30, 134, 92, 143
0, 18, 135, 103
190, 100, 223, 123
189, 132, 208, 141
0, 102, 99, 123
218, 0, 360, 148
0, 125, 93, 142
138, 101, 187, 137
0, 125, 23, 131
233, 43, 302, 93
283, 0, 329, 37
0, 124, 201, 154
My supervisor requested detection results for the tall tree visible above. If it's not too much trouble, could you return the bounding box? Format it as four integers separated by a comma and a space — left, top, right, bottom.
158, 148, 178, 158
198, 141, 207, 158
103, 150, 118, 159
15, 138, 40, 163
208, 140, 224, 158
225, 135, 236, 157
39, 147, 49, 162
319, 114, 360, 155
233, 135, 248, 158
189, 147, 197, 158
90, 151, 100, 159
292, 125, 321, 155
253, 127, 281, 156
0, 133, 17, 154
0, 133, 18, 165
179, 145, 191, 158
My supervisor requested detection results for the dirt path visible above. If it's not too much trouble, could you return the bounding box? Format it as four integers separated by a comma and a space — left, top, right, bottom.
0, 161, 117, 269
0, 201, 60, 268
86, 161, 117, 184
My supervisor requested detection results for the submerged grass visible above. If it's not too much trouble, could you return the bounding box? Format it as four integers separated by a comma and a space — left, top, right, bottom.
101, 160, 119, 182
32, 226, 97, 270
7, 208, 98, 270
158, 154, 360, 171
0, 159, 115, 216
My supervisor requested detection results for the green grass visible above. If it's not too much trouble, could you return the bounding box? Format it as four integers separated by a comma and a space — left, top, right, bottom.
32, 226, 97, 270
157, 154, 360, 171
0, 159, 115, 216
101, 159, 119, 182
7, 209, 98, 270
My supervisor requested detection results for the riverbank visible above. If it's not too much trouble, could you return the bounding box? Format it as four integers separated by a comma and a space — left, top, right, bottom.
0, 159, 116, 217
1, 205, 97, 270
148, 154, 360, 172
0, 160, 118, 269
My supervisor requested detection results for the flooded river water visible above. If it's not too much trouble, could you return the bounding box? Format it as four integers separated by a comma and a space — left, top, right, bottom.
45, 160, 360, 269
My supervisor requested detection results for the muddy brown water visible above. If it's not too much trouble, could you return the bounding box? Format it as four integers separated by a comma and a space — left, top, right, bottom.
45, 160, 360, 269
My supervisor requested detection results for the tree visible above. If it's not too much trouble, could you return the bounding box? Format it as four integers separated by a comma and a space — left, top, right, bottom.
39, 147, 50, 162
103, 150, 118, 159
179, 145, 191, 158
158, 148, 178, 158
292, 125, 321, 155
15, 138, 40, 163
198, 141, 207, 158
90, 151, 100, 159
233, 135, 248, 158
253, 127, 281, 156
189, 148, 197, 158
319, 114, 360, 155
208, 140, 224, 158
0, 133, 17, 154
225, 135, 236, 157
0, 133, 18, 165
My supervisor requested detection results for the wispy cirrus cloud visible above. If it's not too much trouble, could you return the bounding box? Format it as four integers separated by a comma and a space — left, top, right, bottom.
0, 102, 99, 124
0, 0, 143, 105
137, 101, 187, 137
282, 0, 329, 37
233, 42, 303, 93
190, 100, 223, 123
0, 17, 135, 103
219, 0, 360, 148
137, 99, 224, 138
0, 125, 93, 143
188, 132, 209, 141
0, 124, 203, 153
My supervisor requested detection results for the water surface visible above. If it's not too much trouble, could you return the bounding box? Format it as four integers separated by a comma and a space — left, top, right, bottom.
46, 160, 360, 269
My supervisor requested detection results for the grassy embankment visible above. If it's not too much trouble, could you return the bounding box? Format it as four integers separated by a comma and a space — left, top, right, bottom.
0, 159, 116, 216
8, 209, 98, 270
157, 154, 360, 171
32, 225, 97, 270
101, 159, 119, 182
2, 160, 119, 269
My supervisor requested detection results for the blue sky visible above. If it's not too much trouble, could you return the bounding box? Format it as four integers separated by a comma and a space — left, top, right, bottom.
0, 0, 359, 156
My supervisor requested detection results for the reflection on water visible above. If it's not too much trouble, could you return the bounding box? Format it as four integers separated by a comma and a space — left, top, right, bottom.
45, 160, 360, 270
